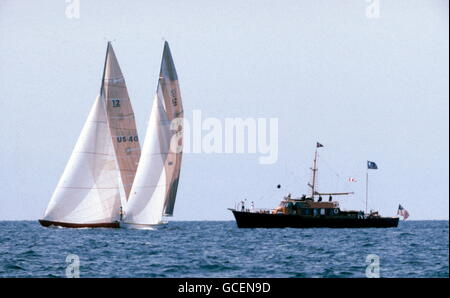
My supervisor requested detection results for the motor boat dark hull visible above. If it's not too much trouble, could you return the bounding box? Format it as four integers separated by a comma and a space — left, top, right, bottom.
230, 210, 399, 228
38, 219, 120, 229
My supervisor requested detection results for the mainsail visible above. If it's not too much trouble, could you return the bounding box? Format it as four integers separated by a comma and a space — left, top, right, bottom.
123, 41, 183, 225
41, 95, 122, 225
41, 42, 139, 227
101, 43, 141, 200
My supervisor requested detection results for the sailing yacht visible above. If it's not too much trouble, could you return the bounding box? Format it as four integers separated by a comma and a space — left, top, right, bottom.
39, 42, 141, 228
40, 41, 182, 229
121, 41, 183, 229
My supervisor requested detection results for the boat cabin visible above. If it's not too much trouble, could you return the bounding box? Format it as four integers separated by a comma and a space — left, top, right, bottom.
270, 196, 371, 219
273, 197, 339, 215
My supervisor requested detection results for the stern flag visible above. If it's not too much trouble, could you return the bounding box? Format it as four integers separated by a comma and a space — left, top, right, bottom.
397, 204, 410, 220
317, 142, 324, 148
367, 161, 378, 169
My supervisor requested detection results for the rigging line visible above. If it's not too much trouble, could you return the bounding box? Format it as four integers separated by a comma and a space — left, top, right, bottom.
256, 167, 305, 204
317, 155, 366, 206
259, 161, 298, 201
254, 183, 278, 203
318, 154, 343, 180
319, 154, 353, 190
316, 155, 367, 211
257, 181, 285, 202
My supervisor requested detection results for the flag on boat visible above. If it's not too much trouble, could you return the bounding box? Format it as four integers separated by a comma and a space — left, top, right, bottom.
367, 161, 378, 169
316, 142, 324, 148
397, 204, 409, 220
348, 177, 357, 182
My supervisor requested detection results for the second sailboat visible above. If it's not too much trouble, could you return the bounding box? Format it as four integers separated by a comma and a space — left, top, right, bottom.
121, 41, 183, 229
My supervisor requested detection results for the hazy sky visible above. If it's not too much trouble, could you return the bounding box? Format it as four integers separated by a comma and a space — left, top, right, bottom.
0, 0, 448, 220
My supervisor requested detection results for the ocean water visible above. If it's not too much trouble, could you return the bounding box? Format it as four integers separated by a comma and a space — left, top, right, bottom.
0, 220, 447, 278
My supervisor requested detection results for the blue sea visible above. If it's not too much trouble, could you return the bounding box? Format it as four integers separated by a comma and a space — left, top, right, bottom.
0, 220, 447, 278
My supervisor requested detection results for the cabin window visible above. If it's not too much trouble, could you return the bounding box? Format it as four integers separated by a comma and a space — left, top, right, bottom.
313, 209, 318, 216
320, 208, 325, 215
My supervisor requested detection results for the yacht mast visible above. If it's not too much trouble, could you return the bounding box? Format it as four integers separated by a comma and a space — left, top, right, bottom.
310, 148, 318, 198
309, 142, 323, 198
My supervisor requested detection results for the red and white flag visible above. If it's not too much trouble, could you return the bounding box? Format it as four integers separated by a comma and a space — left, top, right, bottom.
348, 177, 357, 182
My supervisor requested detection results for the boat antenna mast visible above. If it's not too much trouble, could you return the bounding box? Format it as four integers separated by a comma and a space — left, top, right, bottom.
366, 160, 378, 214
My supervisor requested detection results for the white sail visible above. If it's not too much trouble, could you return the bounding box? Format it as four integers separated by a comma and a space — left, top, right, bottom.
43, 96, 122, 224
123, 96, 169, 225
122, 41, 183, 227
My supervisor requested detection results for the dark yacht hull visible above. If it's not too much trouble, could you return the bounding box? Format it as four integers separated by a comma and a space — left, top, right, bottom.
38, 219, 120, 229
230, 210, 399, 228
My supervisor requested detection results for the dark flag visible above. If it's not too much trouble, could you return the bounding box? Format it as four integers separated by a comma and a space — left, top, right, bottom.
367, 161, 378, 169
316, 142, 324, 148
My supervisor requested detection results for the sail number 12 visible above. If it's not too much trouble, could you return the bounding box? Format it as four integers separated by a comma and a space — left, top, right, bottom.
112, 99, 121, 107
